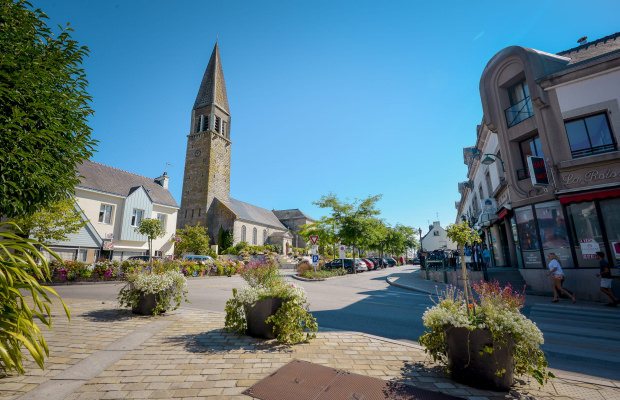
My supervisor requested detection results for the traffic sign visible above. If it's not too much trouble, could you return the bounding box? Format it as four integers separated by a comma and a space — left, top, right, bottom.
311, 245, 319, 254
310, 235, 318, 245
339, 245, 346, 259
311, 255, 319, 266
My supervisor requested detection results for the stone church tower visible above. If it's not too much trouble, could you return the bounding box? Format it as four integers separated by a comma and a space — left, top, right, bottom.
177, 43, 232, 232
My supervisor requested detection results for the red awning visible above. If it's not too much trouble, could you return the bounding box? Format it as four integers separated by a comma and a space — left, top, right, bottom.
497, 208, 508, 220
559, 188, 620, 205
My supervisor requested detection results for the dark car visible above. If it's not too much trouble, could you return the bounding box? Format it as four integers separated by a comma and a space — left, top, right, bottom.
369, 257, 386, 269
323, 258, 367, 273
127, 255, 162, 262
385, 257, 397, 267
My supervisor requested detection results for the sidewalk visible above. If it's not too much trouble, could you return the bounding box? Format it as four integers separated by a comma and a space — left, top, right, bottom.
1, 298, 619, 400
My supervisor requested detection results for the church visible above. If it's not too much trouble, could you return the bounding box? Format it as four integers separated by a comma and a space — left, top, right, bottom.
176, 43, 312, 254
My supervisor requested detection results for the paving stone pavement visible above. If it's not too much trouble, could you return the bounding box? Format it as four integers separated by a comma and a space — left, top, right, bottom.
1, 299, 619, 400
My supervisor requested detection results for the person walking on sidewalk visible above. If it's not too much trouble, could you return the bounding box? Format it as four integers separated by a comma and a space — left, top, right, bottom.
596, 251, 618, 307
547, 253, 576, 303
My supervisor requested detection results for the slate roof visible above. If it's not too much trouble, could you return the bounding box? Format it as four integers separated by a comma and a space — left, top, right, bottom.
218, 197, 287, 230
76, 160, 179, 208
557, 32, 620, 65
193, 43, 230, 113
272, 209, 314, 222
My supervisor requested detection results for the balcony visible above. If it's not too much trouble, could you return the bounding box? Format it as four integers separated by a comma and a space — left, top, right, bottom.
505, 97, 534, 128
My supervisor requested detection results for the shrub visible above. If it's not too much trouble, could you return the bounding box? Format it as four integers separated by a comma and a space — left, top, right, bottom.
297, 261, 313, 276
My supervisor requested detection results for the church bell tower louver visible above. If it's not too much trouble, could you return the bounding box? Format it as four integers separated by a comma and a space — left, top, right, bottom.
177, 43, 231, 231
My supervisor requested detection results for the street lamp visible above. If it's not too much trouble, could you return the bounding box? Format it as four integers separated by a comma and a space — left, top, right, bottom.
481, 153, 505, 171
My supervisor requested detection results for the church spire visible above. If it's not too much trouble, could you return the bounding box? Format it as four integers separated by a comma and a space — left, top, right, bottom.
193, 43, 230, 113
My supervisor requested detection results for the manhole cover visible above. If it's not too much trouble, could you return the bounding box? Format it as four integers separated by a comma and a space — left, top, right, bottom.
244, 360, 464, 400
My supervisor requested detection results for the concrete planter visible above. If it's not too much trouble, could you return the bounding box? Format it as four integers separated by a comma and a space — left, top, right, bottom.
132, 292, 168, 315
444, 326, 515, 391
245, 297, 284, 339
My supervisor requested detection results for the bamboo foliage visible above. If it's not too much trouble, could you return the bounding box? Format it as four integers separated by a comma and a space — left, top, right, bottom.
0, 222, 70, 375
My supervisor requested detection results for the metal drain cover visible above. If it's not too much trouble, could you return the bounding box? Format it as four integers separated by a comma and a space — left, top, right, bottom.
244, 360, 464, 400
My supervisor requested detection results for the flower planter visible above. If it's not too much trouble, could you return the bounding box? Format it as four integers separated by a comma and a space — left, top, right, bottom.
132, 292, 167, 315
444, 326, 515, 391
244, 297, 284, 339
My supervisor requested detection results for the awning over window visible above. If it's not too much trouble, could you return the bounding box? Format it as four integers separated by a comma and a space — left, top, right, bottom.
497, 208, 509, 220
559, 188, 620, 205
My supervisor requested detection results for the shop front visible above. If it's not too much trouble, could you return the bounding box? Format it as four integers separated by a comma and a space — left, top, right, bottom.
510, 190, 620, 300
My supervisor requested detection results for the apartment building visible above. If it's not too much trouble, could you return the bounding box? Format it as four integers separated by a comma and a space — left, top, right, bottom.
456, 32, 620, 300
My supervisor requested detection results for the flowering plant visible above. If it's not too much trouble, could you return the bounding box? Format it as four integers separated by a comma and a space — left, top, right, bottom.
418, 281, 553, 386
117, 270, 188, 315
225, 260, 317, 344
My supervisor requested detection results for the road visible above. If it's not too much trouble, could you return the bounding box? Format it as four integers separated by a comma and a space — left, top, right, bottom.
52, 265, 620, 381
53, 266, 433, 344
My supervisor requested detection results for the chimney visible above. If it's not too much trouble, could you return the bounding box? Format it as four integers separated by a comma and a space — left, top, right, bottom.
154, 172, 169, 189
577, 36, 588, 45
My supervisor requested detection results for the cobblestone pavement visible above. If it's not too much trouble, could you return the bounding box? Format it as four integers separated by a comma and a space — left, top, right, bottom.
1, 299, 619, 400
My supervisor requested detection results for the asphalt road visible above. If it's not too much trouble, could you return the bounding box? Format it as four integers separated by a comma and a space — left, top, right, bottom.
52, 265, 433, 344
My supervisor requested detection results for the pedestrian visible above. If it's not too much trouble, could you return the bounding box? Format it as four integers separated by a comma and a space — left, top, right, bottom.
595, 252, 618, 307
482, 245, 491, 269
546, 253, 576, 303
464, 246, 472, 269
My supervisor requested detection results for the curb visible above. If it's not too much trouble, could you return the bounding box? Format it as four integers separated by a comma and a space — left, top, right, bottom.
291, 274, 351, 282
385, 276, 434, 295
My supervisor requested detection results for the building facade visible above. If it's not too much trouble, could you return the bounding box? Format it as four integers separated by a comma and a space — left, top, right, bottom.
420, 221, 457, 252
457, 32, 620, 300
46, 160, 179, 261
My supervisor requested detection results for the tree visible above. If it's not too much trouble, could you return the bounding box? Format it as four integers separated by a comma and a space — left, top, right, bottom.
0, 0, 93, 374
299, 217, 338, 256
0, 0, 96, 218
10, 198, 86, 245
175, 223, 210, 256
446, 221, 481, 313
135, 218, 166, 269
218, 226, 234, 253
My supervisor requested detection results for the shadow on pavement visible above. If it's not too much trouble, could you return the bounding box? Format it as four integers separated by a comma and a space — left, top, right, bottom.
164, 329, 294, 354
79, 308, 135, 322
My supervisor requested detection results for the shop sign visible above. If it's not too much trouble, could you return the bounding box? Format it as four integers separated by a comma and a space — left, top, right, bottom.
527, 156, 549, 186
562, 167, 620, 186
579, 238, 600, 259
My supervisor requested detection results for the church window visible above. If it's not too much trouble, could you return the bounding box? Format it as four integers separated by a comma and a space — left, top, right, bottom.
198, 208, 201, 217
222, 121, 227, 137
191, 209, 194, 218
263, 229, 267, 244
241, 226, 247, 242
252, 228, 257, 245
215, 117, 221, 133
185, 210, 187, 218
195, 117, 201, 133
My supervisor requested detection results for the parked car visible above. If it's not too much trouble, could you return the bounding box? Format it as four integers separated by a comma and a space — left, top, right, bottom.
361, 258, 374, 271
363, 258, 377, 270
183, 255, 215, 264
323, 258, 367, 273
369, 257, 386, 269
413, 257, 420, 265
385, 257, 397, 267
127, 255, 162, 262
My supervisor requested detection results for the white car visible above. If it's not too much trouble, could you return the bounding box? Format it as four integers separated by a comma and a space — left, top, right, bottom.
183, 255, 215, 264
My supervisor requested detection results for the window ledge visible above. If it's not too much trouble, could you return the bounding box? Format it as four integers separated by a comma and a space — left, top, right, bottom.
558, 150, 620, 170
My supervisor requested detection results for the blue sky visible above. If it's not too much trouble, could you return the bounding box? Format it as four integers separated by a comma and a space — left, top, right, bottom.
40, 0, 619, 235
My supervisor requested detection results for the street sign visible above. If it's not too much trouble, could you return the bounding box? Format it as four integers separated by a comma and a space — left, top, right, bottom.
339, 245, 346, 259
310, 235, 318, 245
311, 254, 319, 266
311, 245, 319, 254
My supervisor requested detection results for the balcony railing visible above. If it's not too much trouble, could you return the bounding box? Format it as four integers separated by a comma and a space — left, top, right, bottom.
571, 143, 616, 158
505, 97, 534, 128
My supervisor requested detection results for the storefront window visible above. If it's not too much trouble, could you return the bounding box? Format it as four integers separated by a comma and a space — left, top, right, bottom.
566, 202, 603, 268
600, 198, 620, 265
515, 206, 542, 268
535, 201, 573, 268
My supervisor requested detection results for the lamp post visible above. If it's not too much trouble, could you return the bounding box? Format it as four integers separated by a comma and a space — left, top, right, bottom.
481, 153, 505, 171
418, 227, 424, 271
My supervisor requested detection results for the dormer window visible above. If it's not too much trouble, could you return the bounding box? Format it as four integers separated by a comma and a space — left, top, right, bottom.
505, 80, 533, 127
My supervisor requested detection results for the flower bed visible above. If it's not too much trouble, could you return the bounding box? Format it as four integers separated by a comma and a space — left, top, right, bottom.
34, 257, 245, 283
